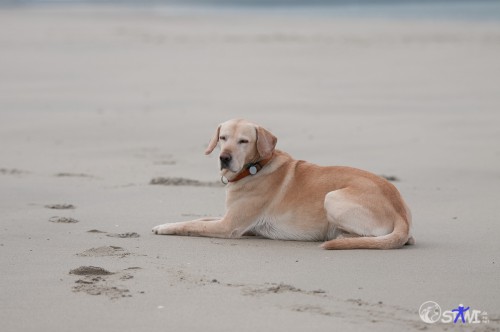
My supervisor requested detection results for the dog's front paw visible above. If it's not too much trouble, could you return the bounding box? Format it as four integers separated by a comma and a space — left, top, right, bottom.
152, 224, 169, 235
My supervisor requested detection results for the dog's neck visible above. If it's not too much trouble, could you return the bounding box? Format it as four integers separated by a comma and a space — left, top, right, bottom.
225, 155, 273, 183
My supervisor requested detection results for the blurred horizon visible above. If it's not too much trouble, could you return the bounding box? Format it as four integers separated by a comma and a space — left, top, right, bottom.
1, 0, 498, 3
2, 0, 500, 21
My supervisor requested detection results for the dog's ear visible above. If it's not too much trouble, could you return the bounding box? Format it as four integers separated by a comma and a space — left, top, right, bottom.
256, 126, 277, 159
205, 124, 221, 155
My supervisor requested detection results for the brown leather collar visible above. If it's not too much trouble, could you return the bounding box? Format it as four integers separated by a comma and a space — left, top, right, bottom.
225, 155, 273, 183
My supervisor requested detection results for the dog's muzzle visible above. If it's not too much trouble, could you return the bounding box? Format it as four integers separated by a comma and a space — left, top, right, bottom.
219, 152, 232, 170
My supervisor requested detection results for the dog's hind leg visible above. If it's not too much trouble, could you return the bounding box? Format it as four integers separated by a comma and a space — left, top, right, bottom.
321, 189, 410, 250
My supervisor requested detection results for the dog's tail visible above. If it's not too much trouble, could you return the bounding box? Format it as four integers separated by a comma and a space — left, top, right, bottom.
321, 217, 414, 250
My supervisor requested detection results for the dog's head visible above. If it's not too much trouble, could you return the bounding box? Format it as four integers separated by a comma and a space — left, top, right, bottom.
204, 119, 277, 179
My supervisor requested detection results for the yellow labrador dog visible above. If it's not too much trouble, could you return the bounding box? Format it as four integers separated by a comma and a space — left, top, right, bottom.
153, 119, 414, 249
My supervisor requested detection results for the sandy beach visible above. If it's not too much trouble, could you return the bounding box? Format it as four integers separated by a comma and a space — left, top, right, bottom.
1, 5, 500, 331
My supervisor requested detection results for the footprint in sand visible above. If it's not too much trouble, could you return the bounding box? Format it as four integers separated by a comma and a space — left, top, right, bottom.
69, 266, 141, 299
86, 230, 140, 238
0, 168, 29, 175
106, 232, 140, 238
49, 216, 79, 223
45, 204, 75, 210
76, 246, 129, 258
149, 177, 223, 187
54, 172, 94, 178
379, 175, 400, 182
69, 266, 113, 276
87, 229, 107, 234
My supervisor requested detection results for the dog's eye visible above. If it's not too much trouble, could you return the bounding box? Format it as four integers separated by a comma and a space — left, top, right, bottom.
219, 136, 227, 141
238, 139, 249, 144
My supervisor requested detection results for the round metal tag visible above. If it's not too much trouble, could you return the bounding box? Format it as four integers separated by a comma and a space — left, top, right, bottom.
249, 165, 257, 175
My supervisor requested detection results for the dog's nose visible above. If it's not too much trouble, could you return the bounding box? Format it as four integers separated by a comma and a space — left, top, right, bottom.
220, 153, 232, 168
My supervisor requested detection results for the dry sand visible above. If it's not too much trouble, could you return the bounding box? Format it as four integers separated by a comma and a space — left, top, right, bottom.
1, 6, 500, 332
